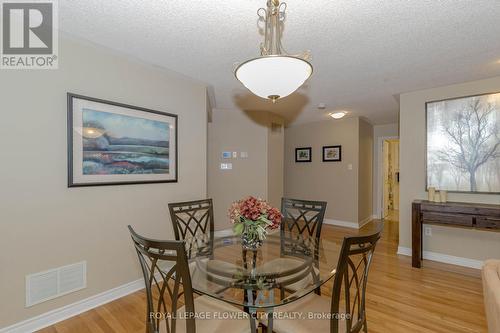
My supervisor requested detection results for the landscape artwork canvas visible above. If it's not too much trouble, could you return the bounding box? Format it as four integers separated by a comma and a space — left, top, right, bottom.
68, 94, 177, 186
426, 92, 500, 193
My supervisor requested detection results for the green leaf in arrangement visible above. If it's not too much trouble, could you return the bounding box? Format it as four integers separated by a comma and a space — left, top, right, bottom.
259, 216, 273, 226
233, 223, 244, 235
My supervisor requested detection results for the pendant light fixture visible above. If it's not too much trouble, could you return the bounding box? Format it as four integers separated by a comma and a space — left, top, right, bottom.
234, 0, 313, 103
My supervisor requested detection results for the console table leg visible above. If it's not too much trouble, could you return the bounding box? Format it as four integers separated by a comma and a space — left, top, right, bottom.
412, 202, 422, 268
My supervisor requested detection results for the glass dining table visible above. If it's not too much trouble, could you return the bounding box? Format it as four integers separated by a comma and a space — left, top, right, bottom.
183, 227, 342, 332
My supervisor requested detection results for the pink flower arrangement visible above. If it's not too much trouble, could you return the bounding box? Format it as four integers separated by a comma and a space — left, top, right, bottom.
229, 196, 282, 240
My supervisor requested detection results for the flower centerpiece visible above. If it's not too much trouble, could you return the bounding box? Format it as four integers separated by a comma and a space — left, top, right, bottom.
229, 196, 282, 250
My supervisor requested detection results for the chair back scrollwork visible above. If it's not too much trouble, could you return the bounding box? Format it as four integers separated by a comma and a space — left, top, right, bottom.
330, 230, 382, 333
168, 199, 215, 258
128, 226, 196, 333
281, 198, 327, 241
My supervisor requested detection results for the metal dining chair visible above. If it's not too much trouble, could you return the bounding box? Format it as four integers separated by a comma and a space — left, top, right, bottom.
262, 198, 327, 297
281, 198, 328, 243
168, 199, 237, 282
266, 229, 382, 333
168, 199, 215, 258
280, 198, 328, 259
128, 226, 252, 333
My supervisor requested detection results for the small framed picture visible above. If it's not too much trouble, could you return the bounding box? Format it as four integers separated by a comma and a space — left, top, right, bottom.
323, 145, 342, 162
295, 147, 312, 162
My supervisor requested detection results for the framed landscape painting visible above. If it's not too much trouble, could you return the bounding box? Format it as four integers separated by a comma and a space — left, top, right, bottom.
426, 92, 499, 193
295, 147, 312, 162
323, 145, 342, 162
68, 93, 178, 187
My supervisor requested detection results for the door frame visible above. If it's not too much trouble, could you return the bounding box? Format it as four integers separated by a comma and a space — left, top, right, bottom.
376, 136, 399, 219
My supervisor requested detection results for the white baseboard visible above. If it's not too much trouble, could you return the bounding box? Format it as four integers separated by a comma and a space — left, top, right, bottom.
324, 216, 375, 230
214, 229, 234, 237
397, 246, 412, 256
324, 218, 359, 229
0, 278, 145, 333
397, 246, 483, 269
359, 216, 374, 228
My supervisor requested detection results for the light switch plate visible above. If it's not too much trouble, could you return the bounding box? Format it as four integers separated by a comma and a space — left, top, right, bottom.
232, 152, 238, 158
241, 152, 248, 158
347, 164, 353, 170
220, 163, 232, 170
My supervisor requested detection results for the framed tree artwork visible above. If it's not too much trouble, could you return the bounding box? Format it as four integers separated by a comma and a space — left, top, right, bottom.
68, 93, 178, 187
323, 145, 342, 162
295, 147, 312, 162
426, 92, 499, 193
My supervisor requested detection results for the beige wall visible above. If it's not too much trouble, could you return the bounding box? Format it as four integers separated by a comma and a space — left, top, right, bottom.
400, 76, 500, 261
373, 123, 399, 217
284, 117, 361, 223
207, 109, 284, 229
0, 37, 208, 328
267, 114, 285, 208
358, 119, 374, 222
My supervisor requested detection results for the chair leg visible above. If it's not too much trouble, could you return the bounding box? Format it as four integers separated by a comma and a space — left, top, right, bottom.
363, 318, 368, 333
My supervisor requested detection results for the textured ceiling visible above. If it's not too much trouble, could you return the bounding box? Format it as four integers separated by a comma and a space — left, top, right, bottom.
59, 0, 500, 125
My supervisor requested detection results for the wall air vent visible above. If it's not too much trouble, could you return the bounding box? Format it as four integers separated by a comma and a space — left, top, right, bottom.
26, 261, 87, 307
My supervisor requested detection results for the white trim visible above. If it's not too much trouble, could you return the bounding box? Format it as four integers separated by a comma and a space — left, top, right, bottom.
324, 216, 375, 230
397, 246, 483, 269
396, 246, 412, 256
359, 216, 373, 228
214, 229, 234, 237
0, 278, 145, 333
324, 218, 359, 229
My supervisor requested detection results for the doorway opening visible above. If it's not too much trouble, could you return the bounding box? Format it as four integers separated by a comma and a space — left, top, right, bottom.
382, 139, 399, 222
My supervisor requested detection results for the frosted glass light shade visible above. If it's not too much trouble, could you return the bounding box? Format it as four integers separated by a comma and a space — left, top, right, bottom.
235, 55, 313, 101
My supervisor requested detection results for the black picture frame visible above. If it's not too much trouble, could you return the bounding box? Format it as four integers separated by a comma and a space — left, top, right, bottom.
295, 147, 312, 162
322, 145, 342, 162
425, 91, 500, 194
67, 93, 178, 187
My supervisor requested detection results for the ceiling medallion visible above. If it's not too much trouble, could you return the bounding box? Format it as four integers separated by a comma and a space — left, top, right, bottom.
234, 0, 313, 103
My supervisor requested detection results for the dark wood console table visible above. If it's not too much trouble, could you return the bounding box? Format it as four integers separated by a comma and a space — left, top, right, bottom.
412, 200, 500, 268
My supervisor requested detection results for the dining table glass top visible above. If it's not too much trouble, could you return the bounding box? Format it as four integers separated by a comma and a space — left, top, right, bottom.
183, 228, 342, 309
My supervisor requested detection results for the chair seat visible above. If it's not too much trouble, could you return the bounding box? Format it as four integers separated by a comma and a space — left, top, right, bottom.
189, 258, 239, 276
158, 295, 252, 333
188, 258, 208, 273
189, 258, 240, 290
259, 258, 320, 291
268, 293, 346, 333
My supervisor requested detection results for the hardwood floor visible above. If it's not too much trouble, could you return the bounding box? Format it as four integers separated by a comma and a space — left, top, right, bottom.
38, 219, 487, 333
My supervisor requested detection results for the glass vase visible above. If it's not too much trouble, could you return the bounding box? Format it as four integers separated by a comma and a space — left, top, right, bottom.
241, 231, 263, 251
